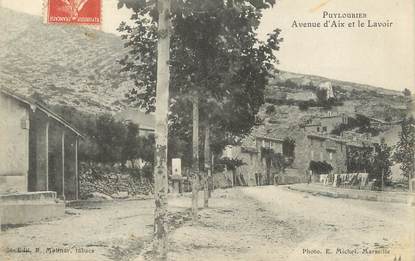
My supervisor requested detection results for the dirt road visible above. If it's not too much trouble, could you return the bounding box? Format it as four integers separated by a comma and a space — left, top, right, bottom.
1, 199, 157, 261
168, 186, 415, 261
1, 186, 414, 261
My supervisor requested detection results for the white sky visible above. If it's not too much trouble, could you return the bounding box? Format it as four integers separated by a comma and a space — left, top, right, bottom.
1, 0, 414, 91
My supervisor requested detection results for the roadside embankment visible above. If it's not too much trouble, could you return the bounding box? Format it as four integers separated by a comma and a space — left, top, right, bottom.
286, 183, 415, 205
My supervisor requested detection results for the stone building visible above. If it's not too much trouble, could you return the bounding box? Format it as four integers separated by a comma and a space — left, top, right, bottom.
298, 133, 376, 181
0, 89, 82, 224
220, 135, 284, 186
303, 112, 349, 134
307, 134, 349, 175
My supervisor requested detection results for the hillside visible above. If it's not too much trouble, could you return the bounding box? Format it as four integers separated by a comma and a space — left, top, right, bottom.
0, 7, 410, 133
268, 70, 408, 119
0, 7, 132, 113
251, 70, 410, 141
274, 71, 402, 97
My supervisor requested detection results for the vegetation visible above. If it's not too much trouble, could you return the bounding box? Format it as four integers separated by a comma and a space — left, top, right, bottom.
297, 97, 343, 111
394, 116, 415, 191
315, 87, 328, 102
282, 137, 295, 166
403, 88, 412, 97
346, 146, 373, 173
309, 160, 333, 174
265, 104, 276, 115
298, 100, 311, 111
370, 139, 393, 190
118, 0, 282, 213
216, 157, 246, 171
260, 147, 288, 184
331, 114, 380, 136
346, 140, 392, 190
51, 105, 155, 172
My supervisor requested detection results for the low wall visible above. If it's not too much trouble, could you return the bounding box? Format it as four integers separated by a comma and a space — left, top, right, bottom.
287, 184, 415, 205
275, 175, 305, 185
275, 168, 307, 185
0, 191, 64, 225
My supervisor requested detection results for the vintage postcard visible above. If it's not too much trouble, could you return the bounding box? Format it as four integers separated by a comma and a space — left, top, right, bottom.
0, 0, 414, 260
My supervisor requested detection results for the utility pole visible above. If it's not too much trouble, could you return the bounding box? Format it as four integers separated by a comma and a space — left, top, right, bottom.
153, 0, 171, 258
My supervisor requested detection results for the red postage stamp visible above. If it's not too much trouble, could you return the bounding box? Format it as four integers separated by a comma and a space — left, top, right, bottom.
46, 0, 101, 25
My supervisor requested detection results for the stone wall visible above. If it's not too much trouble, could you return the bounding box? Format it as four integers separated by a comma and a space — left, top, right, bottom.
292, 132, 310, 178
308, 136, 347, 174
235, 148, 262, 186
294, 133, 348, 178
319, 115, 346, 133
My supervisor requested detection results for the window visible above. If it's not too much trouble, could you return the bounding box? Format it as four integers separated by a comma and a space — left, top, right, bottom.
317, 127, 320, 132
322, 126, 327, 132
310, 150, 314, 159
329, 152, 333, 160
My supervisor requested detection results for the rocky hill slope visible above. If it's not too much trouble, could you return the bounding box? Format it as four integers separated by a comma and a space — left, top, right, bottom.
252, 70, 409, 141
0, 7, 410, 131
0, 7, 132, 113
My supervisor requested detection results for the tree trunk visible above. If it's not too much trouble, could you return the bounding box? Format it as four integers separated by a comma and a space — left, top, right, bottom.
153, 0, 170, 258
381, 168, 384, 191
232, 169, 236, 186
203, 125, 211, 208
191, 96, 199, 223
411, 153, 415, 193
209, 154, 214, 198
266, 160, 271, 185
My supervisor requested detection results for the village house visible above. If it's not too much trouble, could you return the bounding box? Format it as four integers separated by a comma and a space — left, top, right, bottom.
303, 133, 376, 182
303, 111, 349, 134
220, 135, 284, 187
0, 88, 82, 224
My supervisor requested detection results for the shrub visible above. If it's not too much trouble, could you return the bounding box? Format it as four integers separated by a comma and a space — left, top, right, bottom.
265, 105, 276, 115
298, 101, 309, 111
403, 88, 412, 97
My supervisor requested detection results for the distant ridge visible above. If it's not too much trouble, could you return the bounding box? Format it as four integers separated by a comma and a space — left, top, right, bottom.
0, 7, 406, 119
274, 70, 402, 97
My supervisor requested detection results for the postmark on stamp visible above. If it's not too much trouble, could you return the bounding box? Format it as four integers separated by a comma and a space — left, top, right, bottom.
45, 0, 101, 25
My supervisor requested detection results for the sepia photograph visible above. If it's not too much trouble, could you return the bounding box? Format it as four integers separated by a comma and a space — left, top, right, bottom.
0, 0, 414, 260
